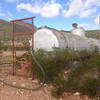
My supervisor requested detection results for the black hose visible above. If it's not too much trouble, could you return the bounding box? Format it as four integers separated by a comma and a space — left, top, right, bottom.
0, 50, 45, 91
0, 62, 12, 65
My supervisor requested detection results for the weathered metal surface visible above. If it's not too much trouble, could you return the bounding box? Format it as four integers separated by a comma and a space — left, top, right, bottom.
30, 27, 100, 52
12, 17, 35, 75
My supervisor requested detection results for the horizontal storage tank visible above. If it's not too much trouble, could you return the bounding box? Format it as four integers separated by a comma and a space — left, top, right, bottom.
29, 27, 100, 51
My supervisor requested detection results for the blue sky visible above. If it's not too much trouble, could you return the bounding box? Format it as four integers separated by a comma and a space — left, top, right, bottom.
0, 0, 100, 31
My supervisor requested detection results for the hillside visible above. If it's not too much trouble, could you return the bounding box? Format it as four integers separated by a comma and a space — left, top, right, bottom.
0, 19, 100, 41
60, 29, 100, 39
0, 19, 37, 33
86, 30, 100, 39
0, 19, 12, 41
0, 19, 37, 41
0, 19, 12, 34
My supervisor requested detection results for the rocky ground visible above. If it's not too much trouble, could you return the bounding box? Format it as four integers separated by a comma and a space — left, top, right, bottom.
0, 66, 55, 100
0, 51, 99, 100
0, 66, 84, 100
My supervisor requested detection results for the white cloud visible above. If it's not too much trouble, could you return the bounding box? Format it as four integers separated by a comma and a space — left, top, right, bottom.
16, 1, 61, 18
80, 8, 96, 18
94, 14, 100, 25
85, 0, 100, 8
63, 0, 100, 18
63, 0, 83, 17
17, 2, 41, 14
5, 0, 18, 2
40, 2, 61, 17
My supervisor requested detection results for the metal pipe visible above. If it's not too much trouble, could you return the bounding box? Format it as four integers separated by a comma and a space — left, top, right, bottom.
11, 16, 35, 22
12, 21, 15, 75
31, 18, 34, 79
11, 17, 35, 76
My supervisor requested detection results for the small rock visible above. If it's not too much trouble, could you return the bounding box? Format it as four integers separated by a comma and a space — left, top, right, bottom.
64, 71, 68, 74
44, 83, 47, 86
32, 79, 38, 83
16, 91, 19, 95
74, 92, 80, 96
21, 84, 25, 87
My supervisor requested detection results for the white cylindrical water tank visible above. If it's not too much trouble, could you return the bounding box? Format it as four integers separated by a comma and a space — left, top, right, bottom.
29, 27, 100, 51
33, 28, 59, 51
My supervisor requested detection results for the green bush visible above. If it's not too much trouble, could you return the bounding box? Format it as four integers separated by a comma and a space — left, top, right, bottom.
19, 48, 100, 98
34, 48, 72, 82
64, 51, 100, 97
80, 78, 100, 96
52, 76, 67, 97
0, 41, 12, 51
0, 41, 3, 50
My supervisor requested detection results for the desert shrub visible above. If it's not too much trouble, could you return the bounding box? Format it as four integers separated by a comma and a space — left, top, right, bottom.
18, 48, 100, 98
80, 78, 100, 96
64, 51, 100, 97
52, 76, 67, 97
3, 45, 8, 51
0, 41, 4, 50
94, 46, 99, 53
42, 49, 100, 97
75, 49, 92, 61
0, 50, 2, 54
33, 48, 72, 82
16, 52, 31, 61
0, 41, 12, 51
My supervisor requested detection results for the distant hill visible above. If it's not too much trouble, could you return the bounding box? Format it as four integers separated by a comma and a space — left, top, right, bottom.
86, 30, 100, 39
60, 29, 100, 40
0, 19, 100, 41
0, 19, 37, 41
0, 19, 12, 34
40, 26, 100, 40
0, 19, 37, 34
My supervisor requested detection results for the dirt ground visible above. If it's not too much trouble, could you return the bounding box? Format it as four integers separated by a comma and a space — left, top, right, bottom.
2, 51, 26, 56
0, 65, 83, 100
0, 51, 98, 100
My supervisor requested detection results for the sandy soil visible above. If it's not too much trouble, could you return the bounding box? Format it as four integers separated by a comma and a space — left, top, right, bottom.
2, 51, 26, 57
